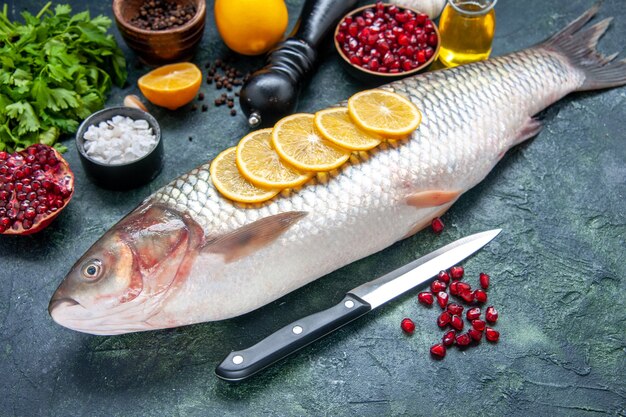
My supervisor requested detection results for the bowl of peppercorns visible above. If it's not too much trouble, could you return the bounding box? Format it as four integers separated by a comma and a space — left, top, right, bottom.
334, 2, 440, 83
113, 0, 206, 65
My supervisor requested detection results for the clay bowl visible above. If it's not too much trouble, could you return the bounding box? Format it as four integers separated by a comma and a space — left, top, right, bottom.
113, 0, 206, 65
334, 3, 440, 84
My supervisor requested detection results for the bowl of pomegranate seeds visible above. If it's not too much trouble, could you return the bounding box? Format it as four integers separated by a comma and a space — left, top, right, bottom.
334, 2, 440, 82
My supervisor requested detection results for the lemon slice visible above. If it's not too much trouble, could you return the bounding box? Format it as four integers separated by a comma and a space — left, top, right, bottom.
314, 107, 383, 151
236, 128, 313, 188
210, 147, 279, 204
271, 113, 351, 172
348, 89, 422, 138
138, 62, 202, 110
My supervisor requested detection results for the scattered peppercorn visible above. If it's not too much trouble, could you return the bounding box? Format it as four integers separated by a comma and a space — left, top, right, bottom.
130, 0, 196, 31
201, 104, 208, 112
202, 57, 252, 117
198, 93, 204, 101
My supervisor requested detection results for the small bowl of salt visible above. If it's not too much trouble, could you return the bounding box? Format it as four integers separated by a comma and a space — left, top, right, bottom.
76, 107, 163, 190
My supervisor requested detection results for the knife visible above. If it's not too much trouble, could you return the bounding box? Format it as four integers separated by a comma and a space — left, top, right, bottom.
215, 229, 501, 381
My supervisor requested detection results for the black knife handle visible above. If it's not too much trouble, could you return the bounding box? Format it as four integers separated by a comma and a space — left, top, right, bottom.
215, 294, 371, 382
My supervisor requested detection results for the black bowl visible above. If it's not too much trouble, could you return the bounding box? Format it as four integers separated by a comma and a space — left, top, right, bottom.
76, 107, 163, 190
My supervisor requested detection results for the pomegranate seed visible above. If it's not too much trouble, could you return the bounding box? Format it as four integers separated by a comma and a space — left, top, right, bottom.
474, 289, 487, 303
449, 281, 459, 296
442, 330, 456, 346
456, 282, 471, 293
437, 270, 450, 284
479, 272, 490, 289
431, 217, 444, 234
428, 33, 438, 47
397, 34, 409, 46
369, 58, 379, 71
485, 327, 500, 342
430, 343, 446, 359
450, 315, 463, 331
455, 333, 471, 347
416, 50, 426, 64
472, 319, 486, 332
416, 13, 427, 25
348, 23, 358, 37
449, 266, 464, 280
468, 328, 482, 341
460, 291, 475, 303
437, 311, 451, 328
430, 279, 446, 293
486, 306, 499, 323
446, 303, 463, 316
417, 291, 434, 305
466, 307, 481, 321
436, 291, 449, 308
401, 318, 416, 334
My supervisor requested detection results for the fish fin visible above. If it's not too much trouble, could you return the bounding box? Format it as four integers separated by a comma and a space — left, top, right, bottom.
406, 190, 461, 208
203, 211, 308, 263
511, 117, 543, 147
542, 5, 626, 91
402, 203, 454, 240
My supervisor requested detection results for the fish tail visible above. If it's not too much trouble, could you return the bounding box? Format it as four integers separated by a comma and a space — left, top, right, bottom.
541, 2, 626, 91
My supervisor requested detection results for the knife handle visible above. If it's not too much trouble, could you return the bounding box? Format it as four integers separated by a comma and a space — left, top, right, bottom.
215, 294, 371, 381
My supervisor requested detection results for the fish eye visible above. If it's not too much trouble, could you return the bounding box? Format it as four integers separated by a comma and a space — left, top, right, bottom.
82, 259, 103, 280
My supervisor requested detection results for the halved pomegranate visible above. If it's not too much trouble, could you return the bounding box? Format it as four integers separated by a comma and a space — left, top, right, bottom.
0, 145, 74, 235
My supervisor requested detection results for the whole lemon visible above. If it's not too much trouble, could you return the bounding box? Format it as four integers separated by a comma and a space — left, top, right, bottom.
214, 0, 288, 56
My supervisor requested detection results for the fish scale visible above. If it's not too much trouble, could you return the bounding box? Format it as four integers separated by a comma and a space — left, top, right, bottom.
49, 5, 626, 334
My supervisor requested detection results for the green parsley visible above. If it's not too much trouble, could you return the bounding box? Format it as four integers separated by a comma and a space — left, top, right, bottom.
0, 2, 127, 152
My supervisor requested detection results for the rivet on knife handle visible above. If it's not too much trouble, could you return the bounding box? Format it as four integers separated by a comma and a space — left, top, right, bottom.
215, 294, 371, 382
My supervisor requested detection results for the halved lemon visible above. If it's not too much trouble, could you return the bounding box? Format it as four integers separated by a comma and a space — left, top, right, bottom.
347, 89, 421, 138
236, 128, 313, 188
314, 107, 383, 151
138, 62, 202, 110
210, 147, 279, 204
271, 113, 351, 172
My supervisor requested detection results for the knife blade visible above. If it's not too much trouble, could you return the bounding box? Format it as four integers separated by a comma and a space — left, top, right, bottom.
215, 229, 501, 381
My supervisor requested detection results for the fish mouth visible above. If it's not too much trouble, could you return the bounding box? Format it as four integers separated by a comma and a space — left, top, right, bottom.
48, 295, 157, 335
48, 297, 82, 317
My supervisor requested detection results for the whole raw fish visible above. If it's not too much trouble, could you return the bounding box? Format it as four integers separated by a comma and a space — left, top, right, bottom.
49, 5, 626, 335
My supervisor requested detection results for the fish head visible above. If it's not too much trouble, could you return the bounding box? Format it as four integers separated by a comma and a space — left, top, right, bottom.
49, 203, 200, 335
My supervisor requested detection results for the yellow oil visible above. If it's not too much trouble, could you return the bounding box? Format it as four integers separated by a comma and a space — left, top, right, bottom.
438, 2, 496, 67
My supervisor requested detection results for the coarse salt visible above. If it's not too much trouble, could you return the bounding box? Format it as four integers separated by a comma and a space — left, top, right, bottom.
83, 115, 157, 165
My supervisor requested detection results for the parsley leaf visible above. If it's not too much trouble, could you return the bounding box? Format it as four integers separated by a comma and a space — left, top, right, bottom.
0, 2, 127, 152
